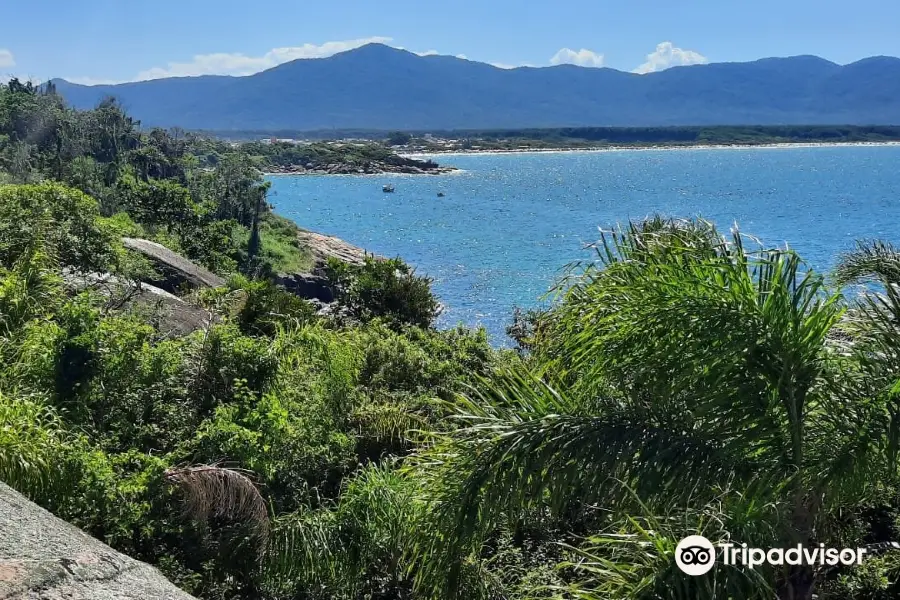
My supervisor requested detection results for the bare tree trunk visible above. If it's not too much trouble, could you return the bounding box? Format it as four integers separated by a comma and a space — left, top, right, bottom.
780, 489, 820, 600
778, 565, 815, 600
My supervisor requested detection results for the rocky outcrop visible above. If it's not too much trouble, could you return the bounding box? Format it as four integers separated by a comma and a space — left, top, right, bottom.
275, 272, 334, 303
63, 272, 214, 337
276, 231, 381, 307
295, 230, 371, 268
0, 482, 196, 600
122, 238, 226, 292
266, 157, 457, 176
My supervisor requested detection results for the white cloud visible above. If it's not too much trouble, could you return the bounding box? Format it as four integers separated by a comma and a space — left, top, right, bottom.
64, 76, 125, 86
0, 49, 14, 68
0, 48, 16, 82
549, 47, 605, 68
491, 62, 539, 69
633, 41, 708, 74
61, 39, 564, 86
413, 50, 468, 60
132, 36, 392, 81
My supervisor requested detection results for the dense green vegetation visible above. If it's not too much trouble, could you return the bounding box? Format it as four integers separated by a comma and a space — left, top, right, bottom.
5, 78, 900, 600
0, 78, 314, 276
244, 140, 398, 167
179, 133, 446, 173
241, 139, 444, 173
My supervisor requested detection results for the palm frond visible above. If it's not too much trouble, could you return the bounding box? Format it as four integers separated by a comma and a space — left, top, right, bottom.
559, 505, 773, 600
409, 219, 859, 598
551, 222, 843, 469
814, 283, 900, 503
165, 464, 270, 555
835, 240, 900, 286
408, 370, 775, 598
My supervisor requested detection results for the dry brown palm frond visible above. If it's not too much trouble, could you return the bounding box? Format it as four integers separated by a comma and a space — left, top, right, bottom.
165, 464, 270, 556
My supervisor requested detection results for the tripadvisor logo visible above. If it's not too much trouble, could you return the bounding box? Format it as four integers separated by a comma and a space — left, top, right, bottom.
675, 535, 869, 576
675, 535, 716, 575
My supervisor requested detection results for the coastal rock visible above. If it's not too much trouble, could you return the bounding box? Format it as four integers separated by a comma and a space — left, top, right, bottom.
63, 271, 214, 336
275, 272, 335, 303
0, 481, 196, 600
122, 238, 226, 293
313, 299, 354, 321
277, 230, 387, 305
295, 229, 373, 268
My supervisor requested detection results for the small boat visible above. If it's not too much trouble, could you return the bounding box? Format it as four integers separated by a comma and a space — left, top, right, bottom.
382, 184, 395, 193
437, 191, 445, 197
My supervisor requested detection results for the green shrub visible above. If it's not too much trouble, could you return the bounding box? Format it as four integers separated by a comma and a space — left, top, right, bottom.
0, 246, 64, 334
193, 324, 280, 411
326, 257, 441, 330
0, 182, 117, 272
190, 386, 355, 513
117, 176, 199, 228
0, 390, 71, 500
235, 279, 318, 337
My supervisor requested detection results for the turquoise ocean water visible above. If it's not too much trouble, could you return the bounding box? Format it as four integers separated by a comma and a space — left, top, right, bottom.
268, 146, 900, 342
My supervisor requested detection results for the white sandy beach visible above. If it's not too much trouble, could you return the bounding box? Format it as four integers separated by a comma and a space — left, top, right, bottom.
402, 141, 900, 160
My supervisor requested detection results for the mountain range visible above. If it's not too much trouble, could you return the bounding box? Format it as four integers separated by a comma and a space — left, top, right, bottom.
51, 44, 900, 131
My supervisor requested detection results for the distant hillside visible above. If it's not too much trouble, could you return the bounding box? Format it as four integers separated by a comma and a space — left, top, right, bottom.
51, 44, 900, 130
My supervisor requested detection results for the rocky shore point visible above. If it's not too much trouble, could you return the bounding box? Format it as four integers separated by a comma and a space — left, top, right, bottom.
266, 159, 457, 176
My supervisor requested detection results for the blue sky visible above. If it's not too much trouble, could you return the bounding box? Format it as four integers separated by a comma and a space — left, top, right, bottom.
3, 0, 900, 84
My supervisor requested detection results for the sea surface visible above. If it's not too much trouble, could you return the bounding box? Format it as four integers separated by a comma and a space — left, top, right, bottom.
268, 145, 900, 343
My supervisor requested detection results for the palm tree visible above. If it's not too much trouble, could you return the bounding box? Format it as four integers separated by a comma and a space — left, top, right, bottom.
414, 218, 900, 600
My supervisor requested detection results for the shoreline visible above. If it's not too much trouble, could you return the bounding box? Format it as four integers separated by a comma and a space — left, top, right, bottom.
260, 140, 900, 177
262, 164, 458, 177
401, 140, 900, 159
263, 169, 461, 177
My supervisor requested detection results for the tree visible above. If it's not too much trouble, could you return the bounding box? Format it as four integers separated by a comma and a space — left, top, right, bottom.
386, 131, 412, 146
88, 97, 140, 184
196, 152, 270, 228
117, 176, 198, 228
246, 190, 262, 268
0, 182, 117, 273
